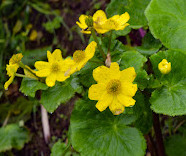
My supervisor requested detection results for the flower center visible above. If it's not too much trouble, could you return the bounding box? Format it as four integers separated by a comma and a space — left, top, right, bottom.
73, 50, 85, 63
51, 63, 60, 73
107, 79, 121, 95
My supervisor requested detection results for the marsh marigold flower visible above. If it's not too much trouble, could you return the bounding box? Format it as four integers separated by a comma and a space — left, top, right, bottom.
158, 59, 171, 74
35, 49, 73, 87
4, 53, 23, 90
65, 41, 97, 76
76, 10, 130, 34
88, 62, 137, 115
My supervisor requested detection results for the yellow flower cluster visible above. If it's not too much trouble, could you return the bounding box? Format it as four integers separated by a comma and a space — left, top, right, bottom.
4, 53, 23, 90
34, 41, 97, 87
76, 10, 130, 34
88, 62, 137, 115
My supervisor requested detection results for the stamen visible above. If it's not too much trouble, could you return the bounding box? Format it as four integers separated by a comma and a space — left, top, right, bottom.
107, 79, 121, 95
51, 63, 59, 73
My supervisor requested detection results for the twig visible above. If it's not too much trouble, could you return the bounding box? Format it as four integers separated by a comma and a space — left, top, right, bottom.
41, 104, 51, 144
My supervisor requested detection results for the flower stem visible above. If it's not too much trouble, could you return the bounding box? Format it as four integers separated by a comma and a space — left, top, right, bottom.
91, 28, 106, 60
2, 111, 11, 127
153, 112, 166, 156
19, 62, 39, 79
126, 35, 131, 47
15, 73, 30, 78
107, 31, 113, 54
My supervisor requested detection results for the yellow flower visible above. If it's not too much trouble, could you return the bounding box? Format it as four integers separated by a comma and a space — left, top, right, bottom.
76, 15, 91, 34
102, 12, 130, 31
76, 10, 130, 34
158, 59, 171, 74
4, 53, 23, 90
65, 41, 97, 76
35, 49, 73, 87
88, 62, 137, 115
29, 30, 37, 41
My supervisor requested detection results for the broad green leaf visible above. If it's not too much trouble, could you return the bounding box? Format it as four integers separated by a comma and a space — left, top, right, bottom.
40, 77, 82, 113
22, 46, 52, 66
135, 32, 162, 56
133, 92, 152, 134
70, 98, 146, 156
106, 0, 150, 29
0, 124, 29, 152
145, 0, 186, 52
20, 78, 48, 97
150, 50, 186, 115
165, 133, 186, 156
119, 50, 148, 90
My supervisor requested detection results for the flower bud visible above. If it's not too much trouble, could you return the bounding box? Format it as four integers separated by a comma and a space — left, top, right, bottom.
158, 59, 171, 74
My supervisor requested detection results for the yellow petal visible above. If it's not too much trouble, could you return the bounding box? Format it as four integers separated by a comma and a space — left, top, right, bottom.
35, 69, 50, 77
81, 30, 91, 34
109, 98, 124, 115
117, 94, 136, 107
93, 10, 107, 23
51, 49, 63, 62
35, 61, 50, 70
120, 67, 136, 82
47, 50, 53, 63
6, 64, 19, 77
46, 74, 57, 87
77, 15, 88, 29
95, 92, 113, 112
109, 62, 121, 79
85, 41, 97, 60
121, 82, 137, 97
9, 53, 23, 65
115, 23, 129, 31
118, 12, 130, 25
93, 65, 111, 83
88, 83, 106, 100
4, 75, 15, 90
56, 72, 69, 82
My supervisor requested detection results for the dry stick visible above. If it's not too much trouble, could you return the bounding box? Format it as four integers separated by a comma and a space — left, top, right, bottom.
41, 104, 51, 144
153, 112, 166, 156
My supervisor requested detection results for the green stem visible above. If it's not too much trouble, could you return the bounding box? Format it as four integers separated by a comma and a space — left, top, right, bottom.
19, 62, 39, 78
126, 35, 131, 47
2, 111, 11, 127
15, 73, 30, 78
107, 31, 113, 54
91, 29, 106, 60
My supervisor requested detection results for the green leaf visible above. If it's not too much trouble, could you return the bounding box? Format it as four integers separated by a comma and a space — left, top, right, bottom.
133, 92, 152, 134
40, 76, 82, 113
0, 124, 29, 152
20, 78, 48, 97
150, 50, 186, 115
0, 97, 36, 124
119, 50, 148, 90
22, 46, 52, 66
145, 0, 186, 52
106, 0, 150, 29
70, 98, 146, 156
165, 134, 186, 156
78, 62, 99, 87
51, 140, 67, 156
51, 140, 79, 156
135, 32, 162, 56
